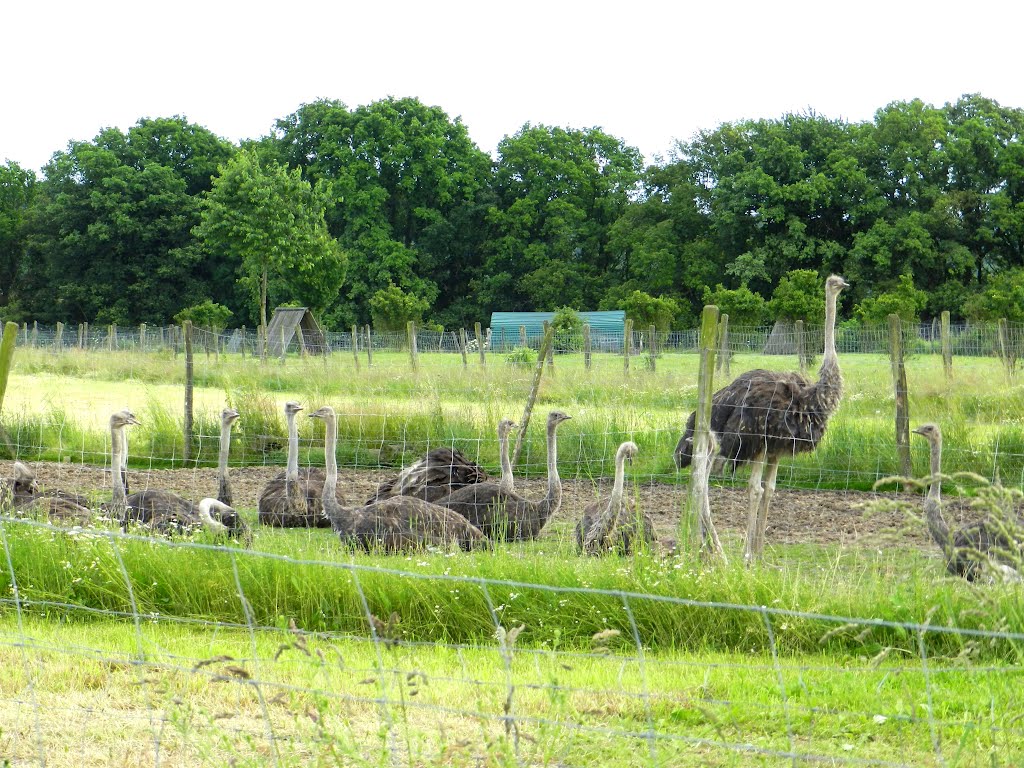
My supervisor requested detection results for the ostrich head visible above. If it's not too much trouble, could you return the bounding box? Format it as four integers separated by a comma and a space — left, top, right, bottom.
307, 405, 336, 422
221, 408, 240, 427
912, 423, 941, 445
284, 401, 304, 417
547, 411, 572, 427
110, 410, 140, 429
498, 419, 518, 437
826, 274, 850, 297
618, 441, 639, 466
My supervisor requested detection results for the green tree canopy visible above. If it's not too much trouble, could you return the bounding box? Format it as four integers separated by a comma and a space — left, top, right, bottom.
194, 150, 346, 332
620, 290, 680, 332
369, 283, 430, 331
963, 268, 1024, 323
853, 275, 928, 324
701, 284, 768, 327
769, 269, 825, 323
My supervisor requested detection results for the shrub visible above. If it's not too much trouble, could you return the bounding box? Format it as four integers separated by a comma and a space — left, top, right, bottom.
769, 269, 824, 323
701, 284, 767, 327
369, 284, 430, 332
854, 275, 928, 324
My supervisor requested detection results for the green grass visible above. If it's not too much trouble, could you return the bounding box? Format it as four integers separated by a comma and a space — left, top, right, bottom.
5, 346, 1024, 488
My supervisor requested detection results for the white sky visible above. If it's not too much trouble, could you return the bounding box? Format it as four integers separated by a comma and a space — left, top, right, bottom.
4, 0, 1022, 174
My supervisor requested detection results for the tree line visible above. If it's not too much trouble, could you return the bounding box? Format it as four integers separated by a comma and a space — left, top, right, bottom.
2, 93, 1024, 332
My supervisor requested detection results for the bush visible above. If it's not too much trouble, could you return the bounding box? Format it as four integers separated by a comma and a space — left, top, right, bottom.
619, 290, 680, 333
769, 269, 824, 323
854, 275, 928, 324
174, 300, 233, 332
963, 268, 1024, 323
369, 284, 430, 332
701, 284, 767, 327
505, 346, 538, 366
551, 306, 584, 351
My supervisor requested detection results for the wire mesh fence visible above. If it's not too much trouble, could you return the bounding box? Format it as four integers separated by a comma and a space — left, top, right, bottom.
2, 318, 1024, 765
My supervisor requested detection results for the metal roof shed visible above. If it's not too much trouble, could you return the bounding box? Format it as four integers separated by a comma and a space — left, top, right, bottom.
488, 311, 625, 351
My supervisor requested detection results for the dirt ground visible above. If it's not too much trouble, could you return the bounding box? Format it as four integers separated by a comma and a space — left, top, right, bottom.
6, 459, 985, 552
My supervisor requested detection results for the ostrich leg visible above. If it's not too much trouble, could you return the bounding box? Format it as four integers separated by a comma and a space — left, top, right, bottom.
743, 455, 766, 564
752, 455, 781, 560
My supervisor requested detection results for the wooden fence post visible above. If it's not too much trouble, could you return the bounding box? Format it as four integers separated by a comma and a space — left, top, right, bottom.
542, 321, 554, 374
55, 322, 64, 352
31, 321, 38, 348
351, 325, 361, 371
83, 322, 89, 350
795, 319, 807, 374
940, 311, 952, 381
459, 328, 468, 369
647, 324, 657, 372
683, 305, 725, 561
519, 324, 527, 349
475, 322, 486, 366
77, 323, 84, 350
139, 323, 146, 352
583, 323, 592, 370
716, 313, 730, 378
623, 318, 633, 375
183, 320, 194, 463
407, 321, 418, 370
365, 325, 373, 367
997, 317, 1015, 381
0, 322, 18, 455
513, 326, 555, 468
888, 314, 912, 477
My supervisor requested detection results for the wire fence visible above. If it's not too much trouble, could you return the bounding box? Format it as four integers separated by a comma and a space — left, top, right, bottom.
9, 319, 1024, 360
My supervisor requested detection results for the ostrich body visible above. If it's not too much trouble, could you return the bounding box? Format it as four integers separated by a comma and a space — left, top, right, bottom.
575, 441, 653, 555
437, 411, 571, 541
310, 406, 487, 552
217, 408, 240, 506
675, 275, 849, 562
913, 423, 1023, 582
1, 462, 39, 508
6, 461, 92, 524
366, 443, 489, 505
257, 401, 336, 528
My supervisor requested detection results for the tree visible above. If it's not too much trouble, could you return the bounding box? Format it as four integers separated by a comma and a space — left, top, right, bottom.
0, 161, 35, 310
195, 150, 346, 338
701, 284, 767, 327
551, 306, 584, 350
853, 275, 928, 324
174, 299, 233, 331
619, 290, 680, 333
369, 284, 430, 331
963, 268, 1024, 323
769, 270, 825, 323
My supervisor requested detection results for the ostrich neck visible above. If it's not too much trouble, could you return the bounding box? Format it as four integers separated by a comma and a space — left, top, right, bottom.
609, 451, 627, 514
218, 422, 232, 494
286, 410, 299, 484
321, 417, 354, 533
811, 290, 843, 409
924, 437, 950, 550
823, 289, 839, 366
499, 428, 514, 494
533, 421, 563, 523
111, 425, 127, 507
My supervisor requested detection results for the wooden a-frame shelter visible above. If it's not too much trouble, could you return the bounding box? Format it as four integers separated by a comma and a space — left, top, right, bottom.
265, 307, 328, 356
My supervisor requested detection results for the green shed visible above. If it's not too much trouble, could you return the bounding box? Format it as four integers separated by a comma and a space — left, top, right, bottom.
489, 311, 626, 351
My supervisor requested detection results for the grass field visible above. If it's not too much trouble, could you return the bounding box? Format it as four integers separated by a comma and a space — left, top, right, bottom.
2, 344, 1024, 765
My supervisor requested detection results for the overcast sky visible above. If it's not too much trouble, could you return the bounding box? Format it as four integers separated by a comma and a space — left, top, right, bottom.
4, 0, 1022, 174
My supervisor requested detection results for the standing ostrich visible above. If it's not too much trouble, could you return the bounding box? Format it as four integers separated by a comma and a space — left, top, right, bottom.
913, 423, 1023, 582
574, 441, 653, 555
257, 401, 335, 528
674, 274, 850, 563
216, 407, 240, 506
309, 405, 487, 552
437, 411, 571, 541
366, 441, 489, 505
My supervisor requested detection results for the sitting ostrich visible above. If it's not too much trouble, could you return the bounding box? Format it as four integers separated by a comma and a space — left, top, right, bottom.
575, 441, 654, 555
675, 275, 849, 563
309, 405, 487, 552
366, 434, 490, 505
913, 423, 1023, 582
110, 410, 247, 540
437, 411, 571, 541
257, 401, 337, 528
3, 461, 92, 524
216, 407, 240, 506
1, 462, 39, 508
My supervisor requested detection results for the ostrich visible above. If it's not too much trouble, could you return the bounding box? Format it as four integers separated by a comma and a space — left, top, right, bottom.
7, 462, 93, 524
217, 407, 240, 506
309, 405, 487, 552
1, 462, 39, 508
913, 423, 1023, 582
257, 401, 336, 528
436, 411, 571, 541
366, 442, 489, 505
111, 410, 248, 540
675, 274, 850, 563
574, 441, 654, 555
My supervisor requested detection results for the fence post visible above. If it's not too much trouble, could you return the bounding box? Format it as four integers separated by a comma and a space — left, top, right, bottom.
365, 325, 373, 367
183, 320, 194, 463
888, 314, 912, 477
139, 323, 146, 352
108, 324, 116, 351
716, 313, 730, 378
997, 317, 1014, 381
83, 322, 89, 350
351, 325, 361, 371
513, 326, 555, 468
940, 311, 952, 381
407, 321, 418, 371
519, 324, 527, 349
683, 305, 725, 561
623, 318, 633, 375
77, 323, 84, 350
475, 322, 486, 366
647, 324, 657, 372
583, 323, 592, 370
31, 321, 38, 348
55, 322, 64, 352
542, 321, 554, 374
795, 319, 807, 374
459, 328, 468, 369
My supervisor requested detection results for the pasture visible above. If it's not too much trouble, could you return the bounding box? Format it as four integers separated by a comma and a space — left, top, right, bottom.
1, 343, 1023, 766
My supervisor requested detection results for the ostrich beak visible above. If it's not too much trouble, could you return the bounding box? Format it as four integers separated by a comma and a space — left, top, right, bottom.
911, 426, 926, 436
